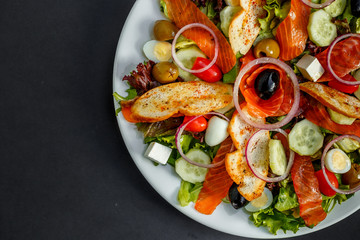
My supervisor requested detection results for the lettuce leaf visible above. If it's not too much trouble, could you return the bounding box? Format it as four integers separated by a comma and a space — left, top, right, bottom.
250, 207, 306, 234
275, 184, 299, 212
160, 0, 169, 18
223, 62, 239, 83
178, 180, 203, 206
255, 0, 290, 45
340, 0, 354, 24
144, 134, 193, 152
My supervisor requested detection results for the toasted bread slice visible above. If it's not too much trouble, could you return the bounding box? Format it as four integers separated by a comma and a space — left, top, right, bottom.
300, 82, 360, 118
225, 109, 269, 201
228, 109, 265, 150
229, 0, 266, 55
225, 130, 269, 201
130, 81, 233, 122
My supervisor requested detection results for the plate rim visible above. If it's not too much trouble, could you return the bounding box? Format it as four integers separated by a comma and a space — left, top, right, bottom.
112, 0, 360, 238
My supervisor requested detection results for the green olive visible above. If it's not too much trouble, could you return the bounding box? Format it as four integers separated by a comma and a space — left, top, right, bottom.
152, 62, 179, 83
153, 20, 179, 41
253, 38, 280, 59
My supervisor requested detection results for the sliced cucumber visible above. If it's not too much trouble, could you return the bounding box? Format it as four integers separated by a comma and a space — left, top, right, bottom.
327, 108, 356, 125
322, 0, 346, 17
174, 46, 207, 81
175, 148, 210, 184
289, 119, 324, 156
308, 10, 337, 47
220, 6, 242, 37
269, 139, 287, 175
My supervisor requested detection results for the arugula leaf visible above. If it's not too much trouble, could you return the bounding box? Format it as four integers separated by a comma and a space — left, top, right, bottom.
113, 88, 137, 116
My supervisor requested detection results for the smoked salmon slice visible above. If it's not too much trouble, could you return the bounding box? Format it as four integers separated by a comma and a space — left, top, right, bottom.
316, 37, 360, 82
303, 97, 360, 137
240, 64, 294, 118
291, 154, 327, 227
276, 0, 310, 61
163, 0, 236, 73
195, 137, 234, 215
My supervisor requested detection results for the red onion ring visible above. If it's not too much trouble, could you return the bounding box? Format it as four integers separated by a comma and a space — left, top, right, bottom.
233, 57, 300, 130
300, 0, 335, 9
175, 112, 229, 169
171, 23, 219, 74
321, 134, 360, 194
327, 33, 360, 86
245, 129, 295, 182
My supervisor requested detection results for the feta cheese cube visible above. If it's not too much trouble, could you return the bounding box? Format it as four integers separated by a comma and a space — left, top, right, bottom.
296, 54, 325, 82
144, 142, 172, 165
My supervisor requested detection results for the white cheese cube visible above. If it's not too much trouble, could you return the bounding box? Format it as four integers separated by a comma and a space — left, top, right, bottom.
296, 54, 325, 82
144, 142, 172, 165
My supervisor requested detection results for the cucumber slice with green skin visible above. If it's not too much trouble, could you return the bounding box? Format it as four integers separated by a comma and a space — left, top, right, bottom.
174, 46, 207, 81
269, 139, 287, 175
308, 10, 337, 47
322, 0, 346, 17
289, 119, 324, 156
175, 148, 210, 184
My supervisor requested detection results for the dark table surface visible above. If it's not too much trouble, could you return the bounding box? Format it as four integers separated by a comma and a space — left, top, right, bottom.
1, 0, 360, 239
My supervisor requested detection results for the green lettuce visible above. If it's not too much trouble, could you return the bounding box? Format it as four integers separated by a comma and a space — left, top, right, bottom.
178, 180, 203, 206
250, 207, 306, 234
223, 63, 240, 83
160, 0, 169, 18
322, 191, 354, 213
354, 18, 360, 33
275, 184, 299, 212
200, 1, 217, 21
340, 0, 354, 24
255, 0, 290, 45
144, 134, 193, 152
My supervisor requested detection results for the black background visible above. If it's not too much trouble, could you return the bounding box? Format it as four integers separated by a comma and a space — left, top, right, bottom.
1, 0, 360, 239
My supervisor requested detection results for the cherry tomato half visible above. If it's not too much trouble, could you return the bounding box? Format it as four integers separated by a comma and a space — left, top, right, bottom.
191, 57, 222, 82
315, 168, 339, 197
183, 116, 208, 132
328, 75, 359, 94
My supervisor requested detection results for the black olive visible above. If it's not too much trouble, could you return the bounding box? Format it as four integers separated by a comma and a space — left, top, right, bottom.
254, 69, 280, 100
351, 0, 360, 17
228, 182, 248, 209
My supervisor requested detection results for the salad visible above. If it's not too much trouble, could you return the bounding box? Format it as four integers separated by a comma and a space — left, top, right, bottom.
113, 0, 360, 235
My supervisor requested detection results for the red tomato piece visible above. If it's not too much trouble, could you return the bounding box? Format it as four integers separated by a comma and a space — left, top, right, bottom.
315, 169, 339, 197
191, 57, 222, 82
328, 75, 359, 94
183, 116, 208, 132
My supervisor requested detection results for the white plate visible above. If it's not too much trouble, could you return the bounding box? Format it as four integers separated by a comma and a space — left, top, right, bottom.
113, 0, 360, 238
